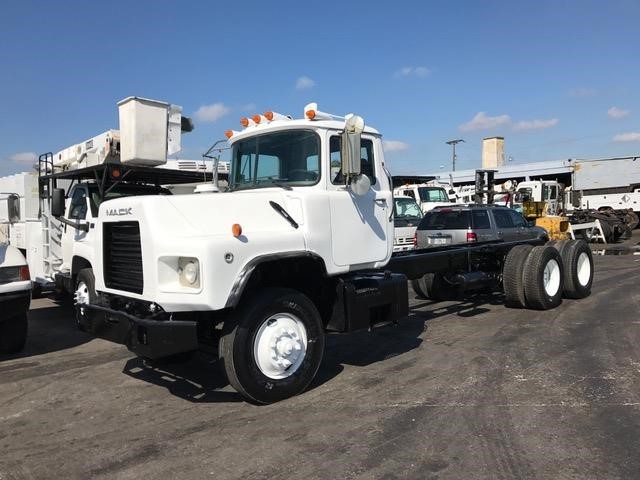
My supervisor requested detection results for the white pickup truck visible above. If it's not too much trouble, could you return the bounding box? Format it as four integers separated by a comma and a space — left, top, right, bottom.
0, 243, 30, 353
39, 100, 595, 404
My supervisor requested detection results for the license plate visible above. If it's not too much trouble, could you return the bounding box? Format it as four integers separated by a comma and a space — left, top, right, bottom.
428, 236, 449, 245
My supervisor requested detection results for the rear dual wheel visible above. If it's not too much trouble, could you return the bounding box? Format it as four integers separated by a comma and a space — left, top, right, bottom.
557, 240, 593, 298
502, 245, 534, 308
503, 240, 594, 310
503, 245, 564, 310
522, 246, 564, 310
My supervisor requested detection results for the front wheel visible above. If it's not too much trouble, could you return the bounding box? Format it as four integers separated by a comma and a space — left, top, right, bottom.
75, 268, 97, 331
219, 288, 325, 404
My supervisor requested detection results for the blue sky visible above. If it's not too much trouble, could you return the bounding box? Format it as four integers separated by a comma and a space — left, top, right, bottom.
1, 0, 639, 176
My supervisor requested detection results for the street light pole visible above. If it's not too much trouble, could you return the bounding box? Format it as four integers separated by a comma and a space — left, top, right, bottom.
446, 139, 465, 171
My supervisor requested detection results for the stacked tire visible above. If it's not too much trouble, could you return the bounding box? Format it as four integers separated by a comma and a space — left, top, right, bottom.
503, 239, 593, 310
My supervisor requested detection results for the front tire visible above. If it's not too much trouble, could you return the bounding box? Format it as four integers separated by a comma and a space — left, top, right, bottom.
219, 287, 325, 404
75, 268, 97, 331
0, 313, 28, 354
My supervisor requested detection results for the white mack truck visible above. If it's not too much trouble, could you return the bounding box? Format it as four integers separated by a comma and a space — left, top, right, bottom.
36, 98, 594, 404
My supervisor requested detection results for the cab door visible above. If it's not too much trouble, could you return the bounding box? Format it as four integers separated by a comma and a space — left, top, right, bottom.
60, 186, 94, 271
328, 134, 391, 266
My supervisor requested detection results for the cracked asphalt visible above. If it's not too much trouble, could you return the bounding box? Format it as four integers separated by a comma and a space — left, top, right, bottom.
1, 254, 640, 479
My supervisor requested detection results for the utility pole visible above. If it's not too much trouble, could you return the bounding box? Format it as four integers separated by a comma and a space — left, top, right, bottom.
446, 139, 465, 171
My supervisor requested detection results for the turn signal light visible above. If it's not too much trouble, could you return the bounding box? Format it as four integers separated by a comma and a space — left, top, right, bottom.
232, 223, 242, 237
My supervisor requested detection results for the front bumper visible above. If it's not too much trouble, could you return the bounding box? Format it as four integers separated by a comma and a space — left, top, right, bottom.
0, 289, 31, 320
79, 303, 198, 359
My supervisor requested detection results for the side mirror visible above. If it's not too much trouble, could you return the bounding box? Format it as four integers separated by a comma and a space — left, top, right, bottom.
7, 194, 20, 224
51, 188, 66, 217
340, 114, 365, 181
350, 173, 371, 196
572, 190, 581, 208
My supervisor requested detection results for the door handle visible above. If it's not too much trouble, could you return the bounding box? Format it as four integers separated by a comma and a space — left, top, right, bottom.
374, 198, 387, 206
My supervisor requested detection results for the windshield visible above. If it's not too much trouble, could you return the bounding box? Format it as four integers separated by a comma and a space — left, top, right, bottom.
515, 187, 533, 203
418, 187, 449, 203
394, 197, 423, 220
230, 130, 320, 191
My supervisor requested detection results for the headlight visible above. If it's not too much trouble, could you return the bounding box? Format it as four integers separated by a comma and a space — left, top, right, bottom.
178, 258, 200, 288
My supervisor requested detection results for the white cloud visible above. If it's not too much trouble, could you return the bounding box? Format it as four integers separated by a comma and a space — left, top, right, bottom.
568, 87, 597, 97
383, 140, 409, 152
607, 106, 630, 119
9, 152, 37, 164
512, 118, 559, 132
459, 112, 511, 132
613, 132, 640, 142
193, 102, 231, 123
295, 76, 316, 90
395, 66, 431, 78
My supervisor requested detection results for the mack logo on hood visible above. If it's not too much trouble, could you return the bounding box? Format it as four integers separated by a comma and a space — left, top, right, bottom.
106, 207, 133, 216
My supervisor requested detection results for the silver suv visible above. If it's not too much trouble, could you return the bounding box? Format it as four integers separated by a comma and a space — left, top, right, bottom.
416, 205, 548, 247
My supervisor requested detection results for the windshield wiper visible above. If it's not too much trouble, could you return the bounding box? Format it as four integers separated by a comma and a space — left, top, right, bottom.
269, 201, 299, 229
270, 182, 292, 191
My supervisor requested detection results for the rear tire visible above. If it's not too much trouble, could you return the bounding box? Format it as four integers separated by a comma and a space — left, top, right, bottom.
0, 313, 28, 354
502, 244, 533, 308
219, 287, 325, 404
523, 246, 564, 310
561, 240, 594, 299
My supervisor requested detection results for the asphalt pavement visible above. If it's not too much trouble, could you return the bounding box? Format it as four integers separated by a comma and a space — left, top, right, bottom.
1, 255, 639, 480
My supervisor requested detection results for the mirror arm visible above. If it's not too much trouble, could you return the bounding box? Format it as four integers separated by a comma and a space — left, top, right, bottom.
56, 216, 89, 232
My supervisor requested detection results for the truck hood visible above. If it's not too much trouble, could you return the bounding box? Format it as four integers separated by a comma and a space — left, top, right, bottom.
100, 189, 304, 238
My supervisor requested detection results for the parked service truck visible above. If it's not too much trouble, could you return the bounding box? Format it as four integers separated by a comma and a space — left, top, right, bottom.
393, 181, 452, 213
33, 98, 595, 404
0, 99, 225, 298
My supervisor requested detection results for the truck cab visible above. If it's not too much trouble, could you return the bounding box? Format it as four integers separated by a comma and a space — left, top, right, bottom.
514, 180, 564, 215
393, 183, 452, 213
89, 104, 395, 314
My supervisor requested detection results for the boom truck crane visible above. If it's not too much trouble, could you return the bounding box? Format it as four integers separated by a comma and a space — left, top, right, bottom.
0, 97, 215, 299
32, 98, 596, 404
